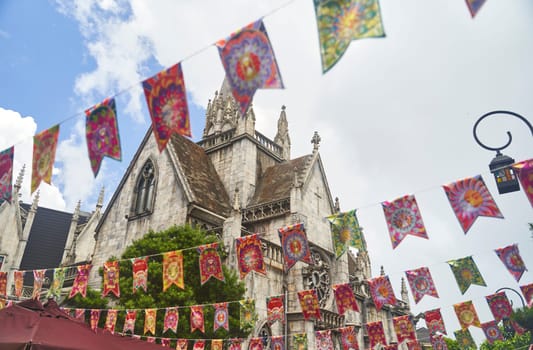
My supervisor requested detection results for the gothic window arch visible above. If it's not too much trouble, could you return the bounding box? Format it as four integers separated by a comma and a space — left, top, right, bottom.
131, 159, 157, 217
254, 322, 271, 350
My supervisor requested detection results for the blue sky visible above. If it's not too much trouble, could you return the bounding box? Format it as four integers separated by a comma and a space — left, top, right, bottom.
0, 0, 532, 346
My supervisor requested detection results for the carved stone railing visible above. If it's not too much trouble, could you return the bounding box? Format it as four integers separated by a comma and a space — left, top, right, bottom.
314, 309, 345, 329
254, 131, 283, 157
197, 128, 235, 149
242, 198, 290, 223
259, 238, 284, 267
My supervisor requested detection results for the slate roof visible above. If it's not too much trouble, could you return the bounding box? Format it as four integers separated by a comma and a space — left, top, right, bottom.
249, 155, 311, 206
170, 134, 231, 216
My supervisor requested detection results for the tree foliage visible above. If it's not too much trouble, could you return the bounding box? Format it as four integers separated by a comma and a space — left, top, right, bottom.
479, 332, 530, 350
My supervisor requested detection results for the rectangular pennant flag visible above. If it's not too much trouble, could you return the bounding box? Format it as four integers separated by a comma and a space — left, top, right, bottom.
0, 147, 14, 203
520, 283, 533, 307
90, 309, 100, 332
327, 209, 365, 258
32, 269, 46, 299
495, 243, 527, 282
448, 256, 486, 294
297, 289, 321, 320
366, 321, 387, 349
278, 223, 312, 271
132, 256, 148, 292
85, 97, 121, 177
368, 275, 397, 311
235, 234, 266, 279
69, 264, 92, 298
406, 341, 422, 350
443, 175, 503, 234
513, 159, 533, 208
249, 338, 264, 350
161, 338, 171, 348
31, 125, 60, 194
292, 333, 307, 350
465, 0, 487, 18
339, 326, 359, 350
14, 271, 24, 298
314, 0, 386, 73
147, 337, 155, 343
481, 320, 503, 344
424, 308, 447, 336
485, 292, 512, 321
392, 315, 416, 343
75, 308, 85, 321
271, 336, 285, 350
212, 339, 223, 350
142, 62, 191, 152
198, 243, 224, 284
213, 302, 229, 331
164, 307, 179, 333
453, 300, 481, 329
177, 339, 188, 350
123, 310, 136, 333
332, 283, 359, 315
0, 272, 6, 297
194, 340, 206, 350
216, 19, 284, 117
239, 299, 256, 330
144, 308, 157, 335
102, 260, 120, 297
104, 309, 118, 334
429, 334, 448, 350
229, 339, 242, 350
382, 194, 428, 249
315, 330, 334, 350
190, 305, 205, 333
454, 328, 476, 349
163, 250, 184, 291
266, 295, 284, 325
405, 266, 439, 304
46, 267, 66, 299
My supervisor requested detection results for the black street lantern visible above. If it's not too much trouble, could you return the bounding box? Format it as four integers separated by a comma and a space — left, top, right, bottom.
473, 110, 533, 195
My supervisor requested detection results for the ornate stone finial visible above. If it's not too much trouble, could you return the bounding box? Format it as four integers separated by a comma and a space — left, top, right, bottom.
380, 265, 385, 276
31, 190, 40, 211
97, 186, 105, 209
72, 200, 80, 222
14, 164, 25, 192
334, 197, 340, 212
232, 188, 240, 211
311, 131, 321, 151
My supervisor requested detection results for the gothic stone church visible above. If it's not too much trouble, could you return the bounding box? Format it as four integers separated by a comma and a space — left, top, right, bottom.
1, 81, 412, 349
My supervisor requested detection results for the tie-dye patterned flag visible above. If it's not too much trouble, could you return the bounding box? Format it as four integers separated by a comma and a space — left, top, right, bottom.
292, 334, 308, 350
198, 243, 225, 284
315, 330, 334, 350
271, 336, 285, 350
213, 302, 229, 331
495, 243, 527, 282
266, 295, 284, 325
481, 320, 503, 344
163, 250, 184, 291
314, 0, 385, 73
90, 309, 100, 332
235, 234, 267, 279
239, 299, 256, 330
0, 272, 6, 297
513, 159, 533, 208
425, 308, 447, 336
190, 305, 205, 333
249, 338, 264, 350
177, 339, 188, 350
485, 292, 512, 321
142, 63, 191, 152
212, 339, 223, 350
278, 223, 312, 271
339, 326, 358, 350
366, 321, 387, 349
393, 315, 416, 343
327, 209, 365, 258
75, 308, 85, 321
454, 300, 481, 329
298, 289, 321, 320
194, 340, 206, 350
164, 307, 179, 333
123, 310, 136, 333
382, 194, 428, 249
31, 125, 60, 194
85, 98, 121, 177
332, 283, 359, 314
465, 0, 487, 18
448, 256, 487, 294
144, 308, 157, 335
406, 341, 422, 350
14, 270, 24, 298
46, 267, 66, 299
0, 147, 14, 203
32, 269, 46, 299
520, 282, 533, 307
443, 175, 503, 234
405, 266, 439, 304
104, 309, 118, 334
132, 257, 148, 293
216, 19, 284, 117
454, 328, 476, 349
160, 338, 170, 348
230, 339, 242, 350
102, 260, 120, 297
368, 275, 397, 311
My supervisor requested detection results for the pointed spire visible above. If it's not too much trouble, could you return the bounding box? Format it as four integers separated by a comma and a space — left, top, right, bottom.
31, 190, 40, 212
401, 277, 410, 306
380, 265, 385, 276
72, 200, 80, 222
274, 105, 291, 160
96, 186, 105, 209
14, 164, 25, 193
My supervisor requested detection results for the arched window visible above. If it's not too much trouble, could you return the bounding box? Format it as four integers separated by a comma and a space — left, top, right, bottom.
132, 159, 156, 216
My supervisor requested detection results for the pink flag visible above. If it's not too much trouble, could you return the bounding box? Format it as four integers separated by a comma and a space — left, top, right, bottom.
90, 309, 100, 332
393, 315, 416, 343
193, 340, 206, 350
332, 283, 359, 314
298, 289, 321, 320
520, 283, 533, 307
366, 321, 386, 349
123, 310, 136, 333
104, 309, 118, 334
164, 307, 179, 333
485, 292, 512, 322
177, 339, 188, 350
190, 305, 205, 333
32, 269, 46, 299
0, 147, 14, 203
339, 326, 358, 350
249, 338, 264, 350
481, 320, 503, 344
382, 194, 428, 248
69, 264, 92, 299
368, 275, 397, 311
315, 330, 334, 350
405, 266, 439, 304
425, 308, 447, 336
513, 159, 533, 208
31, 125, 60, 194
495, 243, 527, 282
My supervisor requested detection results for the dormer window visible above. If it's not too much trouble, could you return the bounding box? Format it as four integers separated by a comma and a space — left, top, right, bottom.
131, 160, 156, 217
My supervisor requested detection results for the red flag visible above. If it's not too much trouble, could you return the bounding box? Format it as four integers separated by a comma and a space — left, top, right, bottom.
69, 264, 92, 299
31, 125, 60, 194
14, 271, 24, 298
32, 269, 46, 299
405, 266, 439, 304
339, 326, 358, 350
266, 295, 284, 325
123, 310, 136, 333
104, 309, 118, 334
213, 302, 229, 331
512, 159, 533, 208
297, 289, 321, 320
425, 308, 447, 336
495, 244, 527, 282
382, 194, 428, 248
198, 243, 224, 284
366, 321, 386, 349
520, 283, 533, 307
102, 260, 120, 297
278, 223, 312, 271
368, 275, 397, 311
315, 330, 334, 350
0, 272, 6, 297
392, 315, 416, 343
235, 234, 266, 278
0, 147, 14, 203
481, 320, 503, 344
132, 257, 148, 292
190, 305, 205, 333
332, 283, 359, 314
90, 309, 100, 332
485, 292, 512, 322
164, 307, 179, 333
249, 338, 264, 350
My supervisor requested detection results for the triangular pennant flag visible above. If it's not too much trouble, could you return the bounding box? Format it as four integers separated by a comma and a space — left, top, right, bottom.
0, 272, 6, 297
104, 309, 118, 334
424, 308, 447, 336
266, 295, 285, 325
453, 300, 481, 329
393, 315, 416, 343
14, 271, 24, 298
190, 305, 205, 333
123, 310, 136, 333
368, 275, 397, 311
32, 269, 46, 299
239, 299, 256, 330
453, 328, 476, 349
164, 307, 179, 333
132, 257, 148, 293
271, 336, 285, 350
520, 283, 533, 307
339, 326, 359, 350
198, 243, 224, 284
144, 308, 157, 335
163, 250, 184, 291
102, 260, 120, 297
0, 147, 14, 203
465, 0, 487, 18
512, 159, 533, 208
485, 292, 512, 322
212, 339, 223, 350
315, 330, 334, 350
142, 62, 191, 152
193, 340, 206, 350
31, 125, 60, 194
405, 266, 439, 304
161, 338, 171, 347
46, 267, 66, 299
249, 338, 264, 350
366, 321, 387, 349
213, 302, 229, 331
235, 234, 266, 279
177, 339, 188, 350
278, 223, 312, 271
495, 243, 527, 282
297, 289, 321, 320
327, 209, 365, 258
481, 320, 503, 344
292, 333, 308, 350
382, 194, 428, 249
314, 0, 386, 73
90, 309, 100, 332
443, 175, 503, 233
332, 283, 359, 314
69, 264, 92, 298
448, 256, 486, 294
85, 97, 121, 176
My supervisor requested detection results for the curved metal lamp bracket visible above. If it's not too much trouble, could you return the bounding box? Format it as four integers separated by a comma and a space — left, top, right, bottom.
495, 287, 526, 308
473, 110, 533, 153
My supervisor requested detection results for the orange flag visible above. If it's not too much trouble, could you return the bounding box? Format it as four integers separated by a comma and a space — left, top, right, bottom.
454, 300, 481, 329
163, 250, 184, 291
31, 125, 60, 193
